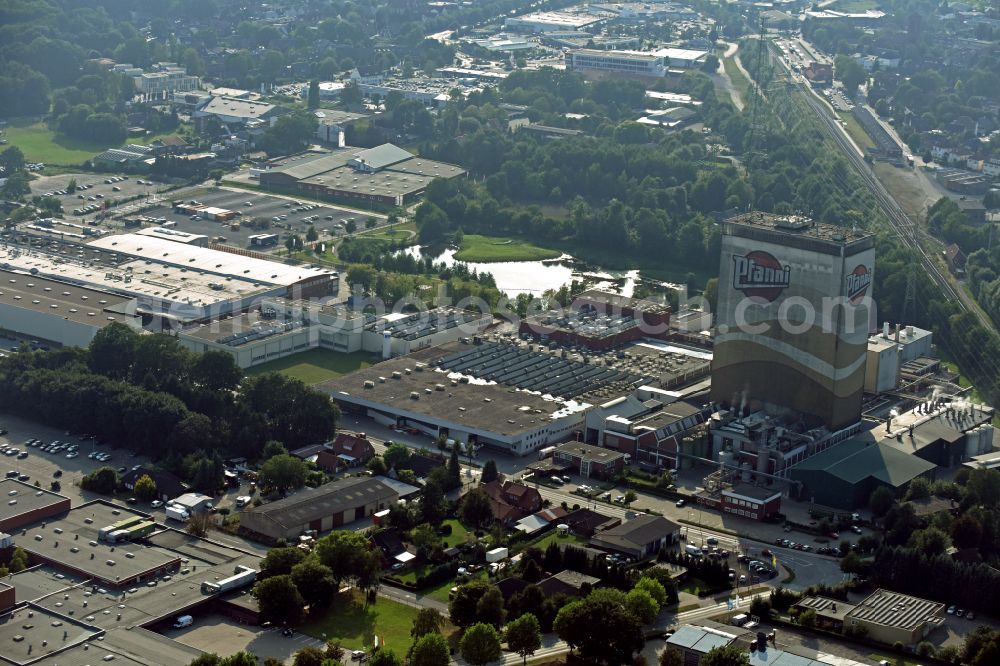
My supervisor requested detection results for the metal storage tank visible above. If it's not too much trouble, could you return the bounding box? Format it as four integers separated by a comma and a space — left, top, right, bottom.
740, 462, 752, 482
966, 427, 981, 459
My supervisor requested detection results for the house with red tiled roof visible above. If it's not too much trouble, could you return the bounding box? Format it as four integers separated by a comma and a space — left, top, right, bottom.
328, 432, 376, 468
481, 480, 542, 525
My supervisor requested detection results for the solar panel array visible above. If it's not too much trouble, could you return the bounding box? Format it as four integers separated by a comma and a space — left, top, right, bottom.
434, 340, 647, 399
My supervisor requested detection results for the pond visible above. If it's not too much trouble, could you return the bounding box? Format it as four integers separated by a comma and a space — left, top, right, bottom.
400, 246, 665, 298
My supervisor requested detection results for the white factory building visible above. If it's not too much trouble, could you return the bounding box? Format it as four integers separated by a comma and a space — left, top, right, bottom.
504, 11, 608, 33
0, 269, 141, 347
177, 299, 492, 369
0, 232, 335, 328
566, 48, 708, 77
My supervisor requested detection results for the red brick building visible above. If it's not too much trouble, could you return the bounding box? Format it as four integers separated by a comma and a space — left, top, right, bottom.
481, 480, 542, 525
0, 480, 71, 532
698, 484, 783, 522
328, 432, 376, 467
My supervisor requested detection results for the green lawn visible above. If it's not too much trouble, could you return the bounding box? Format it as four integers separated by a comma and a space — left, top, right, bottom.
425, 570, 488, 603
359, 221, 417, 241
453, 234, 561, 263
4, 120, 112, 165
2, 120, 184, 166
245, 349, 372, 385
441, 518, 472, 548
868, 655, 921, 666
837, 111, 875, 150
723, 57, 752, 101
299, 590, 420, 651
530, 530, 589, 552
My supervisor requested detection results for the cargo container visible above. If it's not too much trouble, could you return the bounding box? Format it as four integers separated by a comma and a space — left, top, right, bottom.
486, 547, 508, 563
99, 515, 145, 541
121, 520, 156, 541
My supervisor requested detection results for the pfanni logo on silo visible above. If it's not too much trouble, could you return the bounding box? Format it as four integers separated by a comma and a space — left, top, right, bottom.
732, 251, 790, 302
846, 264, 871, 305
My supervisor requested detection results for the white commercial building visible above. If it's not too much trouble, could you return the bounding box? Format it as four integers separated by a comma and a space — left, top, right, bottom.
177, 299, 492, 369
567, 47, 708, 77
0, 268, 141, 347
504, 11, 608, 33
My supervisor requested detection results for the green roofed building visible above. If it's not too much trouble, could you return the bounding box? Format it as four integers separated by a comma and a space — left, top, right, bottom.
788, 436, 936, 510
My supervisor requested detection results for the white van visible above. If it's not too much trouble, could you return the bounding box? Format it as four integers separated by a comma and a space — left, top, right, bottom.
235, 496, 251, 508
173, 615, 193, 628
685, 544, 703, 557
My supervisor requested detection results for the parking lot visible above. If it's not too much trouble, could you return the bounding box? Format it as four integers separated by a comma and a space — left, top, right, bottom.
141, 188, 384, 252
0, 413, 152, 507
30, 173, 164, 220
168, 613, 325, 663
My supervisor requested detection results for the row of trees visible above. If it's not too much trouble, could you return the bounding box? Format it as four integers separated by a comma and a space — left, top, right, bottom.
0, 325, 340, 487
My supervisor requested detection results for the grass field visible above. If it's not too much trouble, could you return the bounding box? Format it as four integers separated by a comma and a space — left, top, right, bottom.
530, 530, 589, 552
836, 111, 875, 151
358, 221, 417, 241
299, 590, 421, 651
453, 234, 561, 263
245, 349, 371, 384
3, 120, 184, 166
4, 121, 112, 165
723, 57, 752, 102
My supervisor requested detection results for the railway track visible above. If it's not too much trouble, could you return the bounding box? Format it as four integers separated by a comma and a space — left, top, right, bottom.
793, 76, 994, 329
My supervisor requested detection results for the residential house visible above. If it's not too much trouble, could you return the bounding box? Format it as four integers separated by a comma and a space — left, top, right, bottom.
328, 432, 376, 468
121, 466, 188, 502
538, 570, 600, 597
481, 479, 542, 525
589, 515, 680, 559
560, 507, 620, 537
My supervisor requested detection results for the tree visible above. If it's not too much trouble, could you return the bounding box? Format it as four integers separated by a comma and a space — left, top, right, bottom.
411, 523, 443, 557
383, 443, 412, 470
291, 558, 337, 611
257, 111, 319, 156
952, 513, 983, 549
476, 585, 506, 628
449, 580, 491, 627
308, 80, 320, 110
88, 323, 139, 380
870, 486, 895, 518
908, 527, 951, 556
81, 466, 118, 494
345, 219, 357, 234
260, 546, 307, 579
798, 608, 817, 628
623, 490, 638, 508
554, 594, 643, 664
448, 446, 461, 488
306, 225, 319, 242
9, 547, 29, 574
259, 454, 308, 492
505, 612, 542, 666
366, 217, 377, 229
701, 644, 751, 666
186, 511, 212, 538
134, 474, 158, 502
292, 646, 325, 666
660, 647, 683, 666
634, 577, 667, 608
481, 459, 499, 484
905, 477, 931, 501
460, 622, 502, 666
419, 476, 446, 526
253, 574, 306, 625
0, 146, 25, 174
461, 488, 494, 528
834, 54, 867, 92
411, 608, 443, 640
410, 632, 450, 666
369, 650, 402, 666
355, 450, 383, 475
262, 440, 288, 460
316, 530, 380, 587
626, 588, 660, 625
191, 351, 243, 391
